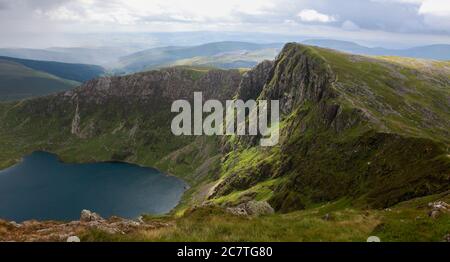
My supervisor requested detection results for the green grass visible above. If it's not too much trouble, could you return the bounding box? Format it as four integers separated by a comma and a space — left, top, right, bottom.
315, 47, 450, 143
0, 59, 78, 101
80, 192, 450, 242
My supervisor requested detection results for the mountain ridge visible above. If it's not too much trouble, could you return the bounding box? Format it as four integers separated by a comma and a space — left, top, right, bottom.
0, 56, 105, 83
303, 39, 450, 60
116, 41, 283, 73
211, 43, 449, 211
0, 59, 79, 101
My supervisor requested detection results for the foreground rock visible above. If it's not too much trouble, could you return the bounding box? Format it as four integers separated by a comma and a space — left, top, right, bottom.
226, 201, 275, 217
0, 210, 171, 242
428, 201, 449, 219
80, 210, 104, 222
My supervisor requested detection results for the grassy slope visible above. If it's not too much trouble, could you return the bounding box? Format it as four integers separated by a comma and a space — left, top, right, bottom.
0, 59, 79, 101
0, 56, 105, 83
168, 48, 280, 69
323, 51, 450, 143
81, 191, 450, 242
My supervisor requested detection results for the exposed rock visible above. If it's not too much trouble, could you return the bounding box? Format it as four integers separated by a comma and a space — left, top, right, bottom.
61, 68, 242, 105
237, 60, 274, 101
428, 210, 440, 219
443, 234, 450, 242
322, 213, 333, 221
80, 210, 104, 222
67, 236, 81, 242
226, 201, 274, 217
367, 236, 381, 242
71, 101, 81, 136
226, 207, 248, 216
428, 201, 449, 211
9, 221, 21, 228
0, 211, 172, 242
427, 201, 449, 219
90, 223, 123, 235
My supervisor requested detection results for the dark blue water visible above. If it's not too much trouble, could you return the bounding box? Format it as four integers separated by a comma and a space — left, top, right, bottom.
0, 151, 187, 222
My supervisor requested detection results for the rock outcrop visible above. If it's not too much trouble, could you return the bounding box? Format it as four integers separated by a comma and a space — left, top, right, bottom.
428, 201, 449, 219
0, 210, 170, 242
80, 209, 104, 222
212, 43, 450, 211
226, 201, 275, 217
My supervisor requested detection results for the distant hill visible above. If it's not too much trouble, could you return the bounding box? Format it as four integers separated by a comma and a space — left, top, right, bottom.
169, 48, 280, 69
0, 59, 78, 101
0, 56, 105, 83
117, 41, 283, 73
0, 47, 130, 66
397, 44, 450, 60
303, 39, 450, 60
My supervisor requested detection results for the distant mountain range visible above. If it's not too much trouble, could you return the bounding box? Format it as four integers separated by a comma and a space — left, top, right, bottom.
1, 39, 449, 101
116, 40, 450, 73
2, 40, 449, 76
0, 47, 131, 66
0, 59, 78, 101
0, 56, 105, 101
303, 39, 450, 60
115, 41, 283, 73
0, 56, 105, 83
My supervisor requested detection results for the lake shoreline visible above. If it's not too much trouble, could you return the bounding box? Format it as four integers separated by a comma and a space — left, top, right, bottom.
0, 151, 188, 222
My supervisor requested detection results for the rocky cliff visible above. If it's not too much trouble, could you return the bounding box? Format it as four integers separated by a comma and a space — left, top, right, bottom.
0, 67, 241, 178
211, 43, 450, 211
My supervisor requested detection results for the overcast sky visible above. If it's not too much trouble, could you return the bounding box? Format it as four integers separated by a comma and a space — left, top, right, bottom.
1, 0, 450, 48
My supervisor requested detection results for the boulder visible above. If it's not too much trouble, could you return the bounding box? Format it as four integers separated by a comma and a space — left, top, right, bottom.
443, 234, 450, 242
427, 201, 449, 219
428, 210, 440, 219
80, 210, 104, 222
428, 201, 449, 211
226, 207, 248, 216
322, 213, 332, 221
227, 201, 274, 217
67, 236, 81, 242
367, 236, 381, 242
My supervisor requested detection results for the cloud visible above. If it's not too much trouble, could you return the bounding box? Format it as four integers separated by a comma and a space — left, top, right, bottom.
342, 20, 360, 31
33, 0, 278, 24
3, 0, 450, 33
419, 0, 450, 16
297, 9, 337, 23
1, 0, 450, 48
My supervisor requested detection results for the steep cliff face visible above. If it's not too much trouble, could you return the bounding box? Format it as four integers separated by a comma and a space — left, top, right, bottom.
210, 43, 450, 211
237, 60, 274, 101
